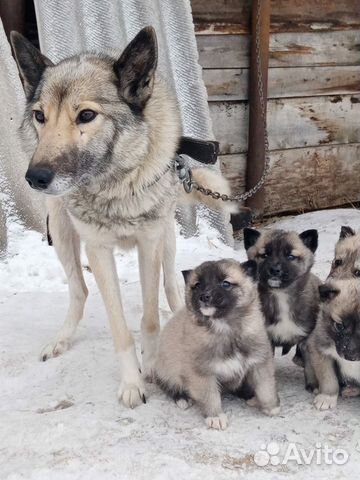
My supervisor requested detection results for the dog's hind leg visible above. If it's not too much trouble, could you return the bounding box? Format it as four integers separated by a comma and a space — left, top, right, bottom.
85, 244, 146, 408
137, 230, 165, 382
41, 199, 88, 361
162, 220, 183, 312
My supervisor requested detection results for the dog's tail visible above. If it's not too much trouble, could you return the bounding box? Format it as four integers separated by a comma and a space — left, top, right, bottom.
177, 168, 238, 213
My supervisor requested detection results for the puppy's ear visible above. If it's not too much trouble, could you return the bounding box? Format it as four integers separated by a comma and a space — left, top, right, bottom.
182, 269, 192, 285
299, 229, 318, 253
319, 284, 340, 302
10, 31, 53, 98
114, 26, 158, 110
241, 260, 258, 281
243, 228, 261, 250
339, 226, 356, 240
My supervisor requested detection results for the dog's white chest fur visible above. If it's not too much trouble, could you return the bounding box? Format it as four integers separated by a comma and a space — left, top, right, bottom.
327, 347, 360, 382
267, 290, 306, 343
211, 352, 247, 381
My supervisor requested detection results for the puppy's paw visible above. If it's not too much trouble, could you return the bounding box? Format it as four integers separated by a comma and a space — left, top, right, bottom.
205, 413, 228, 430
176, 398, 193, 410
40, 339, 69, 361
118, 379, 146, 409
262, 405, 280, 416
313, 393, 338, 411
246, 396, 259, 408
341, 385, 360, 398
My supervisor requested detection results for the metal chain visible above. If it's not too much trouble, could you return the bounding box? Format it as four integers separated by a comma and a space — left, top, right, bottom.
188, 0, 271, 203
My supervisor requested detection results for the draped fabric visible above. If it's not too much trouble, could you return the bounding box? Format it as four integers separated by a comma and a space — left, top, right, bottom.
0, 20, 45, 257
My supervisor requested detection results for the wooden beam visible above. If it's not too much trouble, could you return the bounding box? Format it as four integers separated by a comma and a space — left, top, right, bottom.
210, 94, 360, 154
203, 66, 360, 101
197, 31, 360, 69
192, 0, 360, 33
220, 143, 360, 215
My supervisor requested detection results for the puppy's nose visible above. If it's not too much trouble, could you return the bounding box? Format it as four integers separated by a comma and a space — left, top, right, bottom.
200, 293, 211, 303
25, 168, 55, 190
269, 264, 282, 276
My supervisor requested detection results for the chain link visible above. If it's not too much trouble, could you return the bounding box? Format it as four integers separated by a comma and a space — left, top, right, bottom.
189, 0, 271, 203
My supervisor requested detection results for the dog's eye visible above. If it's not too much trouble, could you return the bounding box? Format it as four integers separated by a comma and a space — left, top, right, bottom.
33, 110, 45, 124
333, 321, 345, 333
77, 109, 98, 124
334, 259, 343, 267
192, 282, 200, 290
354, 269, 360, 278
288, 254, 297, 261
221, 281, 232, 290
259, 253, 268, 259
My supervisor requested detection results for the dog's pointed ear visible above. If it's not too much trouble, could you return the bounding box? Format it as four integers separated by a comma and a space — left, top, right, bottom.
243, 228, 261, 250
339, 226, 356, 240
241, 260, 258, 281
299, 229, 318, 253
182, 269, 192, 285
10, 31, 53, 98
319, 284, 340, 302
114, 26, 158, 110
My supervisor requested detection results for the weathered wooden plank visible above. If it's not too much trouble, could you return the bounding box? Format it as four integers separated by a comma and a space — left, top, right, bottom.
220, 144, 360, 214
197, 31, 360, 69
192, 0, 360, 33
203, 66, 360, 101
210, 94, 360, 154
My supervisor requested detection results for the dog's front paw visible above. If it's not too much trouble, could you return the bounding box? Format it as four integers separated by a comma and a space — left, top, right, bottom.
118, 345, 147, 408
141, 331, 159, 383
40, 339, 70, 361
205, 413, 228, 430
118, 380, 146, 409
314, 393, 338, 410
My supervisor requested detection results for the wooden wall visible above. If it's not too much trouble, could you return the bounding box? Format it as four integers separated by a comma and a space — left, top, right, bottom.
192, 0, 360, 216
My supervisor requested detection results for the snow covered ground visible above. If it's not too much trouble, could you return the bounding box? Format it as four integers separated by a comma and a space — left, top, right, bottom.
1, 208, 360, 480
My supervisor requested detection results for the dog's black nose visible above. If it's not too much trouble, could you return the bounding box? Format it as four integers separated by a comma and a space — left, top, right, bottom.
25, 168, 55, 190
200, 293, 211, 303
269, 264, 282, 277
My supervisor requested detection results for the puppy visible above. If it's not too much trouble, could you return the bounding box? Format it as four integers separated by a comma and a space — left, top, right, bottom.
155, 259, 280, 430
243, 228, 320, 390
329, 226, 360, 279
308, 279, 360, 410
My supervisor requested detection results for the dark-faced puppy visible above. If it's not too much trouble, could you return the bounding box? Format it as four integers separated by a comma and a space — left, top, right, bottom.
243, 228, 321, 390
329, 226, 360, 279
308, 279, 360, 410
155, 259, 279, 430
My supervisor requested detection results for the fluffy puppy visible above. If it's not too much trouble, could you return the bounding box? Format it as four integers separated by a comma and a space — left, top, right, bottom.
155, 259, 279, 430
329, 226, 360, 279
243, 228, 320, 390
308, 279, 360, 410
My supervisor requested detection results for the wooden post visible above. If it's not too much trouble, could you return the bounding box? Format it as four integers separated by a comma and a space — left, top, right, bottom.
245, 0, 271, 216
0, 0, 25, 40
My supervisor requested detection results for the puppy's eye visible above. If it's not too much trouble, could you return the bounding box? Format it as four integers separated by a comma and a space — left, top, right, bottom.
33, 110, 45, 124
334, 259, 343, 267
288, 254, 297, 261
192, 282, 200, 290
221, 281, 232, 290
77, 109, 98, 124
354, 269, 360, 278
333, 321, 345, 333
259, 253, 268, 259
